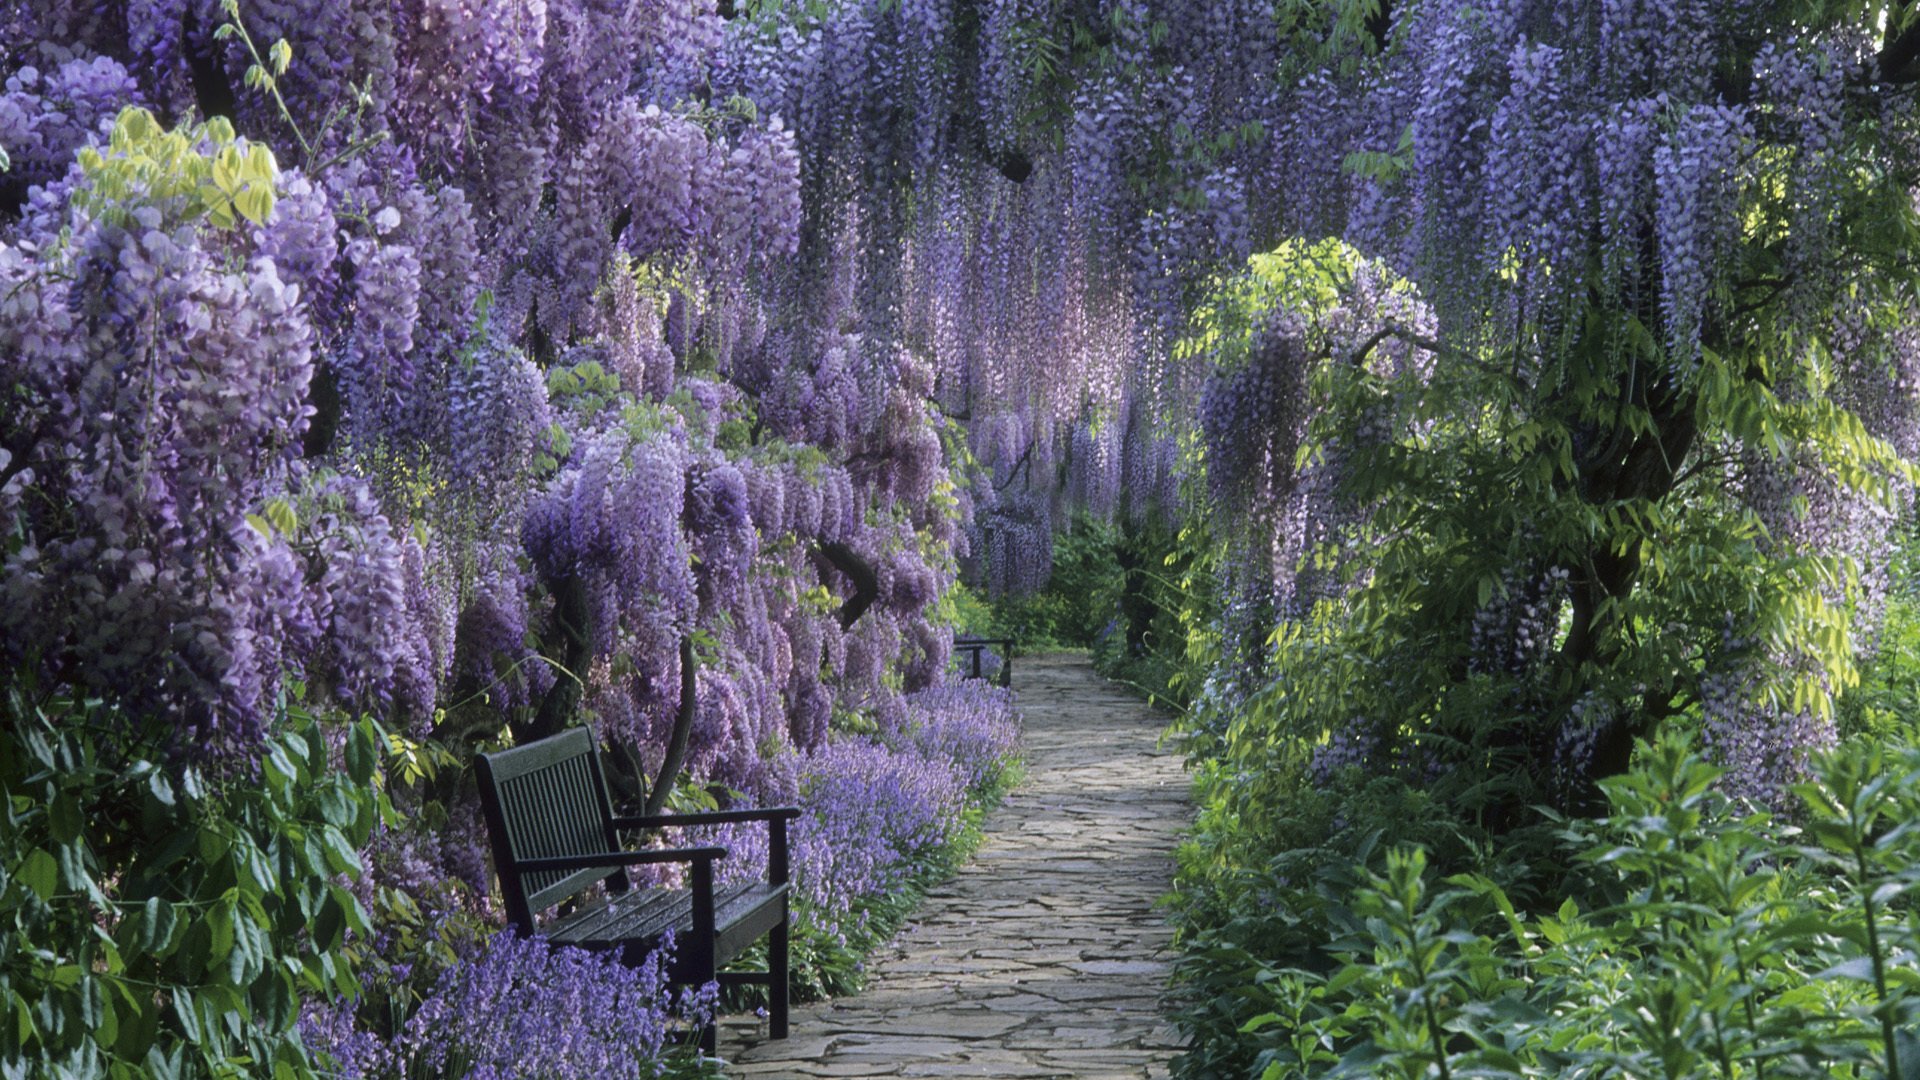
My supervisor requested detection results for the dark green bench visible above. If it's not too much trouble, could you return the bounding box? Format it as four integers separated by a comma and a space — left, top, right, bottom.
474, 726, 797, 1051
954, 635, 1015, 687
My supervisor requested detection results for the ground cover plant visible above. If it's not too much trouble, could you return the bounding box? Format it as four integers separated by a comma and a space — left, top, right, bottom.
9, 0, 1920, 1076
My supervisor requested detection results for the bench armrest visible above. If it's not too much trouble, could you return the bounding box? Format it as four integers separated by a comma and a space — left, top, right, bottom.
610, 806, 801, 829
611, 807, 800, 887
515, 846, 726, 875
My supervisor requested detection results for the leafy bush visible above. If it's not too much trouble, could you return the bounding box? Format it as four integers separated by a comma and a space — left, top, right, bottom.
1212, 737, 1920, 1079
1089, 514, 1219, 712
0, 684, 383, 1079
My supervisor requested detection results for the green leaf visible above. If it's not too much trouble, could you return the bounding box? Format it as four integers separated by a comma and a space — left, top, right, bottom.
316, 785, 355, 828
47, 791, 83, 844
145, 1041, 185, 1080
318, 827, 362, 877
48, 963, 84, 989
143, 896, 177, 956
264, 739, 296, 785
19, 848, 57, 900
10, 989, 35, 1047
1895, 1028, 1920, 1080
1817, 956, 1877, 982
330, 885, 371, 938
227, 917, 257, 986
197, 822, 228, 864
206, 896, 235, 976
344, 721, 377, 786
170, 987, 203, 1046
233, 182, 274, 225
311, 892, 344, 952
1240, 1011, 1282, 1033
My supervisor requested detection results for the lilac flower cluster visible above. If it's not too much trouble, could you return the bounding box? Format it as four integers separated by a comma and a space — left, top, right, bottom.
967, 488, 1053, 598
1752, 38, 1851, 306
1308, 721, 1381, 786
1198, 316, 1314, 513
1484, 40, 1588, 323
0, 136, 346, 755
1467, 566, 1570, 678
1653, 105, 1752, 363
300, 472, 443, 727
548, 100, 801, 337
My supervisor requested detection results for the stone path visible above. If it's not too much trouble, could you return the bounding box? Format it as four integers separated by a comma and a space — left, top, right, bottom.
721, 652, 1189, 1078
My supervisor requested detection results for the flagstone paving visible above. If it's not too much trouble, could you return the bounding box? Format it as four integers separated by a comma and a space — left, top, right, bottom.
719, 652, 1189, 1078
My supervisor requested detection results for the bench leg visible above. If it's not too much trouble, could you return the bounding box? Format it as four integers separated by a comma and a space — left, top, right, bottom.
770, 902, 790, 1039
691, 861, 719, 1056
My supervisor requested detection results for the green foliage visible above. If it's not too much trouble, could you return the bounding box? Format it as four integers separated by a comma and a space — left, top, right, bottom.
75, 108, 279, 230
1161, 194, 1920, 1079
1838, 614, 1920, 744
1168, 749, 1563, 1078
962, 515, 1127, 650
214, 0, 320, 161
1090, 512, 1216, 712
1197, 738, 1920, 1079
0, 685, 384, 1080
1837, 541, 1920, 745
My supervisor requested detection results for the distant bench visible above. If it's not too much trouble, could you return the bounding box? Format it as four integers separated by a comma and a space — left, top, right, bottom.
954, 635, 1015, 687
475, 727, 797, 1052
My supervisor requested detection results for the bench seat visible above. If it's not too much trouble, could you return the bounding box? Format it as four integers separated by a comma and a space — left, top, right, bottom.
546, 879, 791, 978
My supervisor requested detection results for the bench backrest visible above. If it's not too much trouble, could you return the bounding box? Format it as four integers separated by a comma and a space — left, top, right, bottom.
474, 727, 625, 931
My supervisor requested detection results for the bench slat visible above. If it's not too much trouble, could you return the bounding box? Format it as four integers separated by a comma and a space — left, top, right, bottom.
714, 882, 789, 962
547, 885, 695, 946
550, 880, 740, 945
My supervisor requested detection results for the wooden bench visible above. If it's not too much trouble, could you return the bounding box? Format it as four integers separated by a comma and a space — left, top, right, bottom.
474, 726, 797, 1051
954, 635, 1016, 687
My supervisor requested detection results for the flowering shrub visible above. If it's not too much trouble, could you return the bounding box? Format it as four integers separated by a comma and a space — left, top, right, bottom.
301, 932, 717, 1080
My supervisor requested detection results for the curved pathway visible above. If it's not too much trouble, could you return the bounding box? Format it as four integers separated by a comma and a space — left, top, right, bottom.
722, 653, 1188, 1078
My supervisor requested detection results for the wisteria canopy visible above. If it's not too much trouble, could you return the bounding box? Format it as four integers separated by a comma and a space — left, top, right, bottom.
5, 0, 1920, 1075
